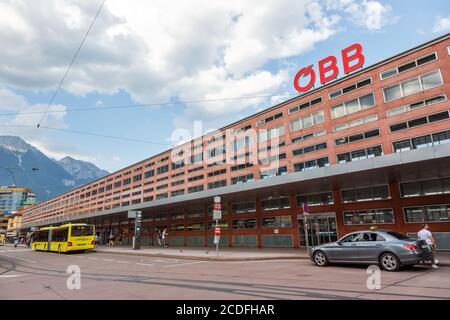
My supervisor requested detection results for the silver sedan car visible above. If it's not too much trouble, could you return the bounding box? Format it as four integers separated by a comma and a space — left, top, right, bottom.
310, 230, 434, 271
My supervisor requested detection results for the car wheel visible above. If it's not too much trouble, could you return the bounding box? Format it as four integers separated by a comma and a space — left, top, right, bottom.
379, 253, 401, 272
313, 251, 329, 267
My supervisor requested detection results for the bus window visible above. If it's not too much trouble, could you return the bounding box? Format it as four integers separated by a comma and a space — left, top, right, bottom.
52, 228, 68, 242
71, 226, 94, 237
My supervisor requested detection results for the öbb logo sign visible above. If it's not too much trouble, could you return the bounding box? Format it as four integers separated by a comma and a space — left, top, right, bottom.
294, 43, 365, 93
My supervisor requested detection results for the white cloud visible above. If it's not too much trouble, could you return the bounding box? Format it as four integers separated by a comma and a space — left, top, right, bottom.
326, 0, 394, 30
433, 16, 450, 33
0, 87, 94, 162
0, 0, 344, 127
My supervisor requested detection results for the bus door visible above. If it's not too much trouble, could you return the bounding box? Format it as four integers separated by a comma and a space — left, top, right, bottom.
47, 229, 53, 252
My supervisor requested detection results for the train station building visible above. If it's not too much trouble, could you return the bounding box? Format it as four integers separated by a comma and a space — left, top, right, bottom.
21, 34, 450, 250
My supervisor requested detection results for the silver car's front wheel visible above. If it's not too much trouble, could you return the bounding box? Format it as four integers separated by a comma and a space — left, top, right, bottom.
380, 253, 401, 272
313, 251, 329, 267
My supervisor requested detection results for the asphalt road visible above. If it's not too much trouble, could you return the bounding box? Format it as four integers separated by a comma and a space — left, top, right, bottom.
1, 247, 450, 300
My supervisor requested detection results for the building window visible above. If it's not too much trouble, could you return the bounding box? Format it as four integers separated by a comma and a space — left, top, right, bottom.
296, 192, 334, 207
261, 216, 292, 228
262, 235, 293, 247
170, 224, 185, 232
155, 193, 168, 200
293, 157, 329, 172
331, 93, 375, 119
232, 218, 257, 229
133, 174, 142, 182
156, 165, 169, 175
386, 95, 447, 117
344, 209, 395, 225
231, 201, 256, 214
156, 184, 168, 191
333, 114, 378, 133
261, 197, 290, 211
171, 189, 185, 197
404, 205, 450, 223
231, 174, 254, 185
341, 185, 390, 203
293, 142, 327, 156
400, 177, 450, 197
380, 52, 438, 80
208, 180, 227, 189
329, 78, 372, 99
290, 110, 325, 132
231, 162, 253, 172
383, 69, 443, 102
391, 111, 450, 133
393, 130, 450, 153
335, 129, 380, 146
288, 97, 322, 114
291, 130, 326, 144
337, 146, 383, 163
208, 168, 227, 177
260, 166, 288, 179
172, 161, 185, 170
186, 223, 205, 231
171, 179, 185, 187
207, 220, 229, 230
258, 125, 285, 142
188, 185, 204, 194
256, 112, 283, 126
259, 153, 287, 164
188, 175, 204, 183
144, 170, 155, 179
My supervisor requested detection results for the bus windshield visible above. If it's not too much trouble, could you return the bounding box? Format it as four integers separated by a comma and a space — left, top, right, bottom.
71, 226, 94, 237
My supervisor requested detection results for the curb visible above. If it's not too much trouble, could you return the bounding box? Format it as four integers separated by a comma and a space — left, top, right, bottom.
93, 249, 310, 262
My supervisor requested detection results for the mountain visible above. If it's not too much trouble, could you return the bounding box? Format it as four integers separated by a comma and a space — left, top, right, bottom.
58, 156, 109, 186
0, 136, 109, 202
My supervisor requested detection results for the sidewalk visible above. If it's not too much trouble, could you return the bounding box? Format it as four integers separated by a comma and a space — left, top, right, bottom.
94, 245, 450, 265
94, 245, 308, 261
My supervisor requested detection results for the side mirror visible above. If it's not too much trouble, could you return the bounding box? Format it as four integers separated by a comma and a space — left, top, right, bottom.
337, 240, 342, 245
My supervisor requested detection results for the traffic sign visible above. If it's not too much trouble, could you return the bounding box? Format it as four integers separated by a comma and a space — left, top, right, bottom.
215, 226, 221, 236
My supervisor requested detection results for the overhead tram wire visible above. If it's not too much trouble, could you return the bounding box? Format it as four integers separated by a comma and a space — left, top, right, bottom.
0, 92, 298, 118
36, 0, 107, 129
0, 124, 168, 146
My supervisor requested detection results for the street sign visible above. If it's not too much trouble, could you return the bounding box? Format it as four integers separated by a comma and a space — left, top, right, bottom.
213, 196, 222, 220
128, 210, 142, 250
215, 226, 221, 236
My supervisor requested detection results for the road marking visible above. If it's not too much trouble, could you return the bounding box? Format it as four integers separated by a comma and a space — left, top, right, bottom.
136, 263, 154, 267
116, 261, 130, 264
163, 261, 208, 268
87, 257, 98, 260
0, 253, 36, 264
102, 259, 114, 262
0, 275, 23, 278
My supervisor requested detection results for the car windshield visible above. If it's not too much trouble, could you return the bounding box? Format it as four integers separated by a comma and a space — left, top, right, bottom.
386, 231, 410, 240
71, 225, 94, 237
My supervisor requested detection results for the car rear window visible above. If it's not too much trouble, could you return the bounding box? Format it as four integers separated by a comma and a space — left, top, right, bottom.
387, 231, 410, 240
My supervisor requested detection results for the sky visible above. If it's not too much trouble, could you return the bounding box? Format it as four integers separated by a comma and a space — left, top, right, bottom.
0, 0, 449, 173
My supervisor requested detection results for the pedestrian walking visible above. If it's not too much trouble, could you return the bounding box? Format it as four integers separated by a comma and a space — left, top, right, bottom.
418, 224, 439, 269
161, 228, 168, 248
94, 233, 100, 248
13, 238, 19, 249
109, 233, 115, 246
118, 233, 123, 246
156, 228, 162, 247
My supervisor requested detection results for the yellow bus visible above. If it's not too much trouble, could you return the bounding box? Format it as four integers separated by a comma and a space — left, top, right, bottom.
31, 223, 95, 253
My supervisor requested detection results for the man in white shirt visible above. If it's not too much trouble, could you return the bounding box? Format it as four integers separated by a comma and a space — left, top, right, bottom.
418, 224, 438, 269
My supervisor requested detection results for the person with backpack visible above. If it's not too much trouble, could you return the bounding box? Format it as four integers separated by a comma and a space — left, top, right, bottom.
418, 224, 439, 269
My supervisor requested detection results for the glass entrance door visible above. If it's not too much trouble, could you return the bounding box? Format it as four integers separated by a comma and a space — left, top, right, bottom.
298, 213, 338, 247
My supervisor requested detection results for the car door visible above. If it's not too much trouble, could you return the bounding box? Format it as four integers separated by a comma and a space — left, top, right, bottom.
331, 232, 362, 262
355, 232, 386, 263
